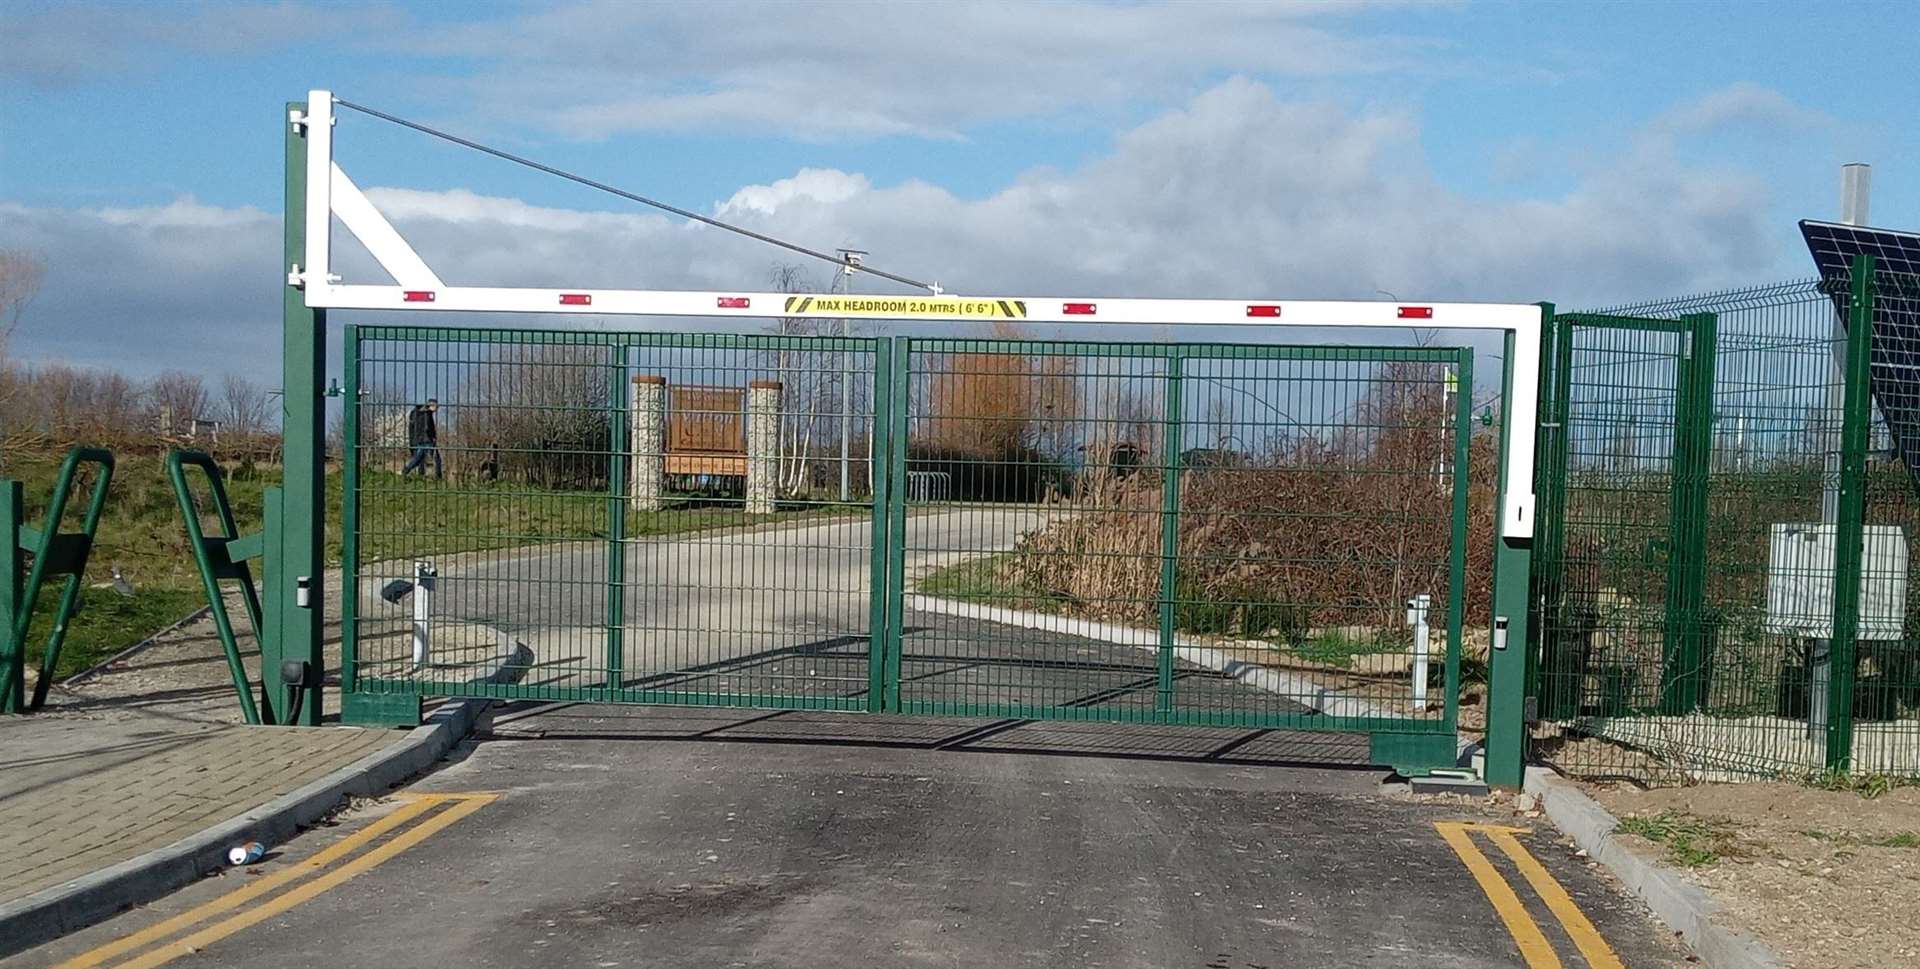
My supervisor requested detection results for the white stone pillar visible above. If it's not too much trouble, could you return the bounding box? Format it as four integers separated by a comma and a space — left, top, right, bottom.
746, 379, 782, 515
630, 375, 666, 512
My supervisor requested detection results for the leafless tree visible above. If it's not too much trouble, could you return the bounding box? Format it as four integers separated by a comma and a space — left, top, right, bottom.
221, 373, 272, 437
148, 370, 211, 435
766, 263, 832, 492
0, 249, 46, 365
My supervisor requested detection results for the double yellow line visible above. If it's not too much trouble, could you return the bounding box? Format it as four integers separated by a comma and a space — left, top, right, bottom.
57, 792, 498, 969
1434, 821, 1625, 969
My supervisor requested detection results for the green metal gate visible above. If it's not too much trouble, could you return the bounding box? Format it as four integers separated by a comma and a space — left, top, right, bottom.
341, 327, 1477, 770
1529, 311, 1718, 774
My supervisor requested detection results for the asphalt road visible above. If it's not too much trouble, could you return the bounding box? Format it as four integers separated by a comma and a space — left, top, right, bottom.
354, 506, 1059, 693
10, 706, 1692, 969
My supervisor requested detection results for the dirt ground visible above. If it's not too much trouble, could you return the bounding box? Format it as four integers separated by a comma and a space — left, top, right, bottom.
1591, 781, 1920, 969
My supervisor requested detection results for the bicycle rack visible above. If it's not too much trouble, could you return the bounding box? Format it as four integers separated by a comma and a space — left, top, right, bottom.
166, 449, 268, 725
1, 446, 114, 713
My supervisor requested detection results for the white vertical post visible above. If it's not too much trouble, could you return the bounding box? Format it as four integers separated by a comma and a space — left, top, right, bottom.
411, 560, 436, 667
1408, 593, 1432, 712
630, 375, 666, 512
747, 381, 782, 515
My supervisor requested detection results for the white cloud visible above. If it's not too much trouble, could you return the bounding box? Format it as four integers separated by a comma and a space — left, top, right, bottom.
0, 79, 1786, 380
0, 1, 403, 88
1652, 82, 1834, 136
414, 0, 1445, 140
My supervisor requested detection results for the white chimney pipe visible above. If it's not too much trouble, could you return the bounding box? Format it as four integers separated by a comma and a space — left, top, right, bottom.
1841, 163, 1871, 226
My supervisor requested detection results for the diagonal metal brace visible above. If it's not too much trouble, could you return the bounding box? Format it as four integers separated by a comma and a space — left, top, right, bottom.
166, 449, 267, 724
2, 446, 114, 713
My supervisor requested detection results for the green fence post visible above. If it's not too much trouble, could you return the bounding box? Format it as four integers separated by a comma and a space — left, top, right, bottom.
1156, 351, 1185, 718
1485, 320, 1539, 789
605, 344, 629, 699
1534, 312, 1578, 721
883, 336, 911, 712
1660, 312, 1718, 714
1826, 255, 1876, 771
340, 325, 361, 700
865, 338, 894, 712
279, 98, 326, 725
260, 486, 286, 723
0, 481, 21, 713
1445, 348, 1475, 731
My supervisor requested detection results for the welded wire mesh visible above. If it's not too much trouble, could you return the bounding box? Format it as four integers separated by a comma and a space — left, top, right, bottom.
898, 340, 1471, 730
1535, 277, 1920, 782
344, 327, 882, 709
343, 327, 1483, 764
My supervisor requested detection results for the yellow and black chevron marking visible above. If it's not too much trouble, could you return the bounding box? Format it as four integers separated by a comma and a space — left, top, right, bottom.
781, 295, 1027, 319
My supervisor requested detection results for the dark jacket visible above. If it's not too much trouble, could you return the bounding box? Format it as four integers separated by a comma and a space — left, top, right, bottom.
407, 406, 437, 447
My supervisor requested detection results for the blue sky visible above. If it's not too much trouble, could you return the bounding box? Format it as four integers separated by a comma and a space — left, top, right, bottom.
2, 0, 1918, 376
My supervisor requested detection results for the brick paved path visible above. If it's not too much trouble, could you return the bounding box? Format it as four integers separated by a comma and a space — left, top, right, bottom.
0, 712, 402, 906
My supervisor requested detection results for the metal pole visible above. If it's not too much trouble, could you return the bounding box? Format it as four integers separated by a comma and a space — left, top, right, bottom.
1408, 593, 1431, 712
1810, 167, 1872, 743
838, 249, 865, 503
276, 100, 328, 726
411, 560, 435, 667
0, 481, 21, 714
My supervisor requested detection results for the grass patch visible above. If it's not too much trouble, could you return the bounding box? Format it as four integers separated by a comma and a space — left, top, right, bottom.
8, 450, 861, 682
1802, 769, 1910, 800
1291, 629, 1406, 669
1615, 812, 1745, 867
1801, 829, 1920, 849
917, 552, 1070, 612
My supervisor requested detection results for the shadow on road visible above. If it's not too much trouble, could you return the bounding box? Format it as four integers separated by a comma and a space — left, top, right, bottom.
475, 701, 1378, 772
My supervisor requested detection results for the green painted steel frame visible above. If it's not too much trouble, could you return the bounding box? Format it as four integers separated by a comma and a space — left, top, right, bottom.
1825, 254, 1877, 770
342, 324, 891, 718
338, 326, 1502, 776
2, 446, 114, 712
1528, 308, 1720, 731
276, 100, 326, 726
0, 481, 22, 717
166, 449, 268, 725
884, 337, 1477, 768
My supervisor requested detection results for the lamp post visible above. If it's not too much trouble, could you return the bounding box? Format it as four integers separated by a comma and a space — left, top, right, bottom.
837, 249, 866, 503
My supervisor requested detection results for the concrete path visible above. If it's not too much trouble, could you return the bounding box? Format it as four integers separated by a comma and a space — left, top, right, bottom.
6, 706, 1694, 969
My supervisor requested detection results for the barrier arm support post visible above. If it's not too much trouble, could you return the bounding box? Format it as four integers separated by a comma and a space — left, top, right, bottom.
1485, 315, 1543, 790
279, 96, 328, 726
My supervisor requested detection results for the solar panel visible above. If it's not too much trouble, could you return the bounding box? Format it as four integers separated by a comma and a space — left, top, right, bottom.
1799, 220, 1920, 486
1800, 219, 1920, 280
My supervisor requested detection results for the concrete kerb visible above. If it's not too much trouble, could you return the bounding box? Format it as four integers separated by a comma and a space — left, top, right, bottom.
904, 594, 1401, 721
0, 700, 488, 957
1524, 766, 1783, 969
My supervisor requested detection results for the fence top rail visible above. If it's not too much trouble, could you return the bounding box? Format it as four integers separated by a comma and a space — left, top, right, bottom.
1579, 277, 1828, 318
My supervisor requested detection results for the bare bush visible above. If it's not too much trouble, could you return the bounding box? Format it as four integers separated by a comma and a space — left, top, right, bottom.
1001, 362, 1499, 631
451, 345, 613, 489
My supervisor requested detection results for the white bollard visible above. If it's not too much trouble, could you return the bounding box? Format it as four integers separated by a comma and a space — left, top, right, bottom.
411, 560, 437, 668
1407, 593, 1432, 713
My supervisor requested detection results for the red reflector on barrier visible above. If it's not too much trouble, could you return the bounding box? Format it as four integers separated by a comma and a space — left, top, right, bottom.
1246, 304, 1282, 318
1397, 306, 1433, 319
1063, 302, 1097, 315
559, 293, 592, 306
717, 297, 751, 309
403, 291, 435, 303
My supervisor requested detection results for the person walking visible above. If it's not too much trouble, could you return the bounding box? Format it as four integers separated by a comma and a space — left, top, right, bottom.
402, 398, 443, 478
